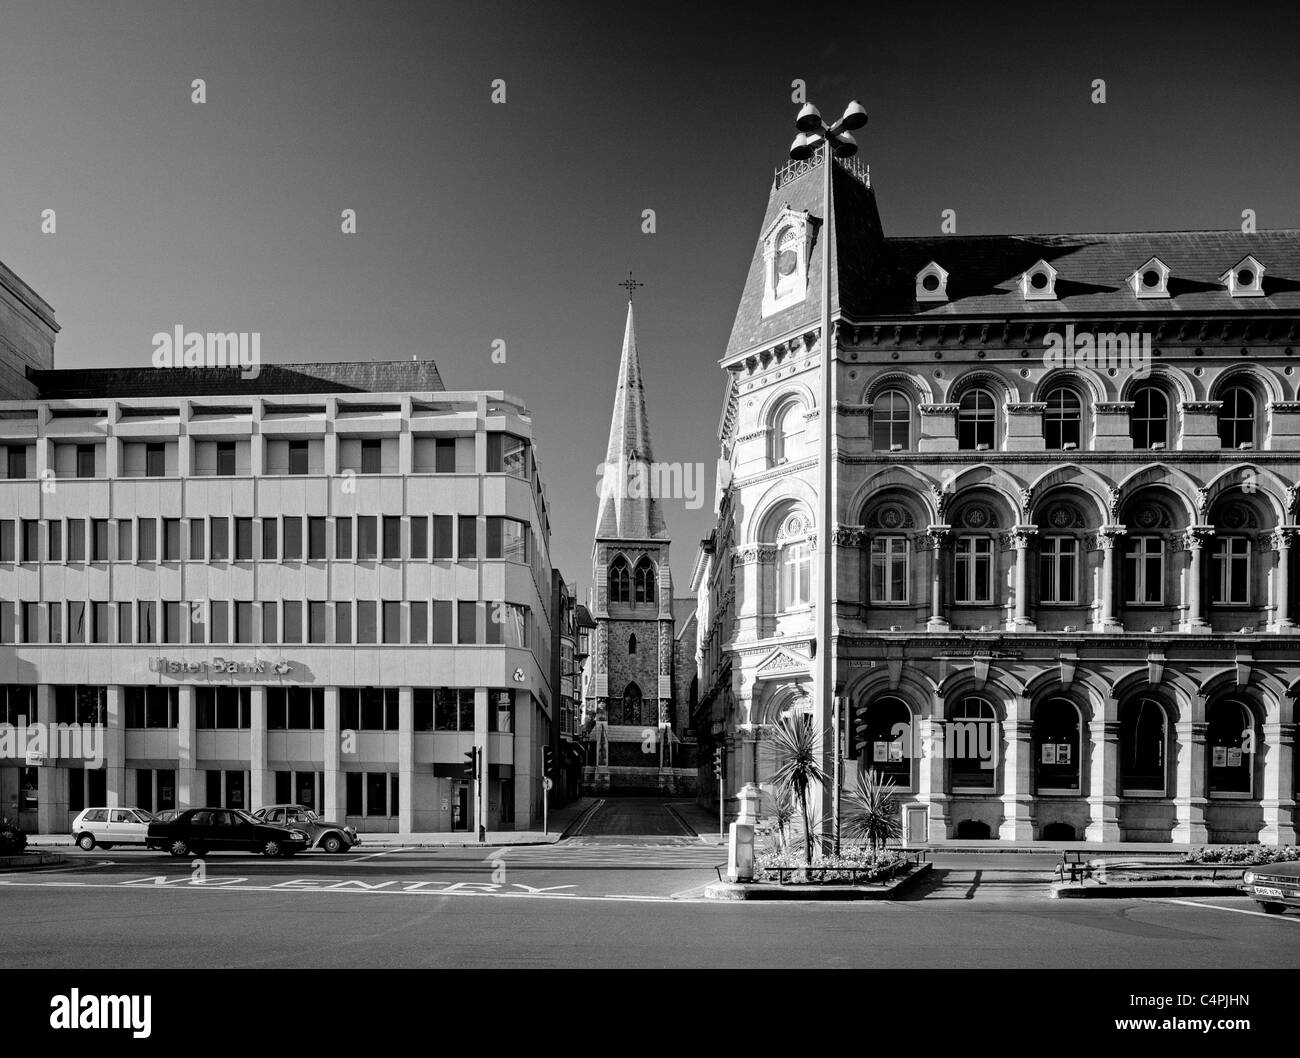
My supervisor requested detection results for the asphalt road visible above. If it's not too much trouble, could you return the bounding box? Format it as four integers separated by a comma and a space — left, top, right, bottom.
2, 798, 1297, 969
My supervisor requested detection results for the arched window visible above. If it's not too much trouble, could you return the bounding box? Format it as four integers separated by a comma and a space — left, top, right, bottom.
772, 400, 804, 465
1218, 386, 1256, 449
628, 633, 637, 655
872, 390, 911, 451
616, 682, 646, 727
1035, 698, 1082, 793
854, 696, 913, 789
1131, 385, 1169, 449
1207, 699, 1256, 796
949, 697, 998, 791
957, 388, 997, 450
1120, 698, 1167, 794
1044, 386, 1083, 450
1210, 535, 1251, 605
780, 539, 812, 610
608, 557, 630, 604
634, 557, 656, 604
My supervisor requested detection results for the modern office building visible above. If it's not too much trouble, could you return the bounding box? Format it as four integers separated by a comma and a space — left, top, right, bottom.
0, 260, 555, 835
694, 148, 1300, 845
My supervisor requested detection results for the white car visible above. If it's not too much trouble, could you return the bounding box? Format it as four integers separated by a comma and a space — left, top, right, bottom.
71, 807, 155, 851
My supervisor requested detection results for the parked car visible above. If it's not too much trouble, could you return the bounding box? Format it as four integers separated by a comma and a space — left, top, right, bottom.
151, 809, 181, 825
146, 807, 309, 857
1242, 861, 1300, 913
251, 804, 360, 853
71, 807, 156, 851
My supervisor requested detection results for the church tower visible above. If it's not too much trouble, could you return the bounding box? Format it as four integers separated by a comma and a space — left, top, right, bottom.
587, 299, 683, 792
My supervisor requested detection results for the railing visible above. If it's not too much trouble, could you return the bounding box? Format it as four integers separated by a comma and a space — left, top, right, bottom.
1056, 852, 1248, 884
772, 154, 871, 191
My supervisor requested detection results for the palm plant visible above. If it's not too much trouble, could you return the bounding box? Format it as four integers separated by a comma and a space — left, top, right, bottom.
842, 768, 902, 853
764, 787, 796, 854
768, 712, 827, 865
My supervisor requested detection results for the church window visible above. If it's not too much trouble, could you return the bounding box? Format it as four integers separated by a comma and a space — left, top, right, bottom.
634, 557, 657, 604
628, 633, 637, 655
609, 557, 631, 604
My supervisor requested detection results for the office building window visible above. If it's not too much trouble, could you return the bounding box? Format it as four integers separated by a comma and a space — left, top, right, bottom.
68, 601, 86, 643
54, 685, 107, 726
0, 520, 12, 562
215, 441, 236, 476
432, 600, 453, 643
309, 601, 328, 644
209, 600, 228, 644
434, 688, 476, 731
196, 687, 251, 729
383, 601, 402, 644
68, 519, 86, 562
1211, 536, 1250, 605
283, 517, 302, 560
210, 517, 229, 560
1039, 536, 1079, 605
116, 602, 131, 644
21, 519, 39, 562
189, 518, 205, 560
308, 517, 327, 560
6, 446, 27, 479
487, 433, 529, 477
138, 601, 156, 644
346, 773, 363, 816
367, 773, 389, 816
92, 601, 111, 644
268, 687, 324, 730
486, 517, 528, 561
410, 516, 428, 559
432, 515, 453, 559
145, 443, 166, 477
125, 686, 179, 728
262, 518, 278, 560
358, 516, 377, 560
76, 444, 96, 478
163, 601, 183, 644
383, 516, 401, 560
235, 601, 253, 644
340, 687, 398, 731
954, 536, 994, 604
163, 518, 181, 561
434, 438, 456, 473
262, 601, 278, 644
48, 521, 63, 562
360, 439, 381, 474
457, 601, 477, 644
137, 518, 156, 562
335, 601, 352, 644
869, 536, 909, 604
287, 440, 309, 475
356, 600, 377, 643
282, 600, 302, 644
459, 516, 477, 559
335, 518, 352, 560
1123, 536, 1163, 604
410, 601, 428, 643
235, 518, 253, 561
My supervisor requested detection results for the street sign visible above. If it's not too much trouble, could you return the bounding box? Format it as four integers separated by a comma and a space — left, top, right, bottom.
24, 751, 47, 767
542, 777, 553, 791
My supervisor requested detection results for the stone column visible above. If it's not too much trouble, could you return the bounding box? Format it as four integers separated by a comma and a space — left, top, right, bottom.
324, 685, 347, 822
1085, 712, 1122, 842
1183, 527, 1213, 633
398, 686, 414, 833
1095, 526, 1126, 632
926, 526, 950, 632
1261, 720, 1297, 845
999, 697, 1035, 840
249, 684, 271, 811
1173, 719, 1209, 843
918, 712, 949, 841
1011, 526, 1037, 632
1271, 528, 1296, 632
177, 685, 197, 808
104, 684, 125, 808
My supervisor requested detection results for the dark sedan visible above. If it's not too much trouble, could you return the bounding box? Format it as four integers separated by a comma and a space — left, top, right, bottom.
146, 807, 310, 858
1242, 860, 1300, 913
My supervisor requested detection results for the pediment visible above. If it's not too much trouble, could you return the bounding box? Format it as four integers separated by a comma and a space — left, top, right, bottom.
754, 646, 812, 680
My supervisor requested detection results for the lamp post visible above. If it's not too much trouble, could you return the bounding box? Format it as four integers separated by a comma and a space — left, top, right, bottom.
788, 100, 867, 855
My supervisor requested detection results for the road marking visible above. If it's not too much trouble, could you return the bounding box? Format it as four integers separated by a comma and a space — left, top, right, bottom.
1160, 898, 1300, 924
566, 799, 605, 837
346, 848, 412, 861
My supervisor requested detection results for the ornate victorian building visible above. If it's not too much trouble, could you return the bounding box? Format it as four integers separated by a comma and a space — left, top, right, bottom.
585, 302, 697, 793
693, 150, 1300, 844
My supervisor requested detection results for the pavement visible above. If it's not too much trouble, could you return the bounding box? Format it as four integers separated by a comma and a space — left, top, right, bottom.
4, 795, 1298, 969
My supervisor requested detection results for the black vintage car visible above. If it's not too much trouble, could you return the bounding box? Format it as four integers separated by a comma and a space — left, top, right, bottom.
146, 807, 310, 858
1242, 861, 1300, 913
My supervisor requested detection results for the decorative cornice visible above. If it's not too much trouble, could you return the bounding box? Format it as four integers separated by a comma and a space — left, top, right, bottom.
833, 525, 867, 546
919, 403, 959, 414
1095, 401, 1135, 414
1270, 402, 1300, 414
1181, 401, 1223, 413
1006, 401, 1047, 414
1181, 525, 1216, 549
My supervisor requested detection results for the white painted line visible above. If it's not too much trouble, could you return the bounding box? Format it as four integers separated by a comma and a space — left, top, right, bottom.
345, 847, 413, 861
1160, 897, 1300, 923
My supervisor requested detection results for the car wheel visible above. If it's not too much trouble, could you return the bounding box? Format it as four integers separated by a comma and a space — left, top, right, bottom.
76, 833, 96, 851
261, 839, 284, 858
168, 839, 189, 857
322, 834, 344, 854
1260, 902, 1287, 915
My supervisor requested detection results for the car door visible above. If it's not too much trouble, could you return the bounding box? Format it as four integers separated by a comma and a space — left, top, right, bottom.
284, 807, 315, 845
208, 809, 241, 851
109, 809, 148, 845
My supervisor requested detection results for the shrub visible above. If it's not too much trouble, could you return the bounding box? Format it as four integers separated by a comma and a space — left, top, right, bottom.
1184, 844, 1299, 866
755, 845, 908, 884
0, 817, 28, 855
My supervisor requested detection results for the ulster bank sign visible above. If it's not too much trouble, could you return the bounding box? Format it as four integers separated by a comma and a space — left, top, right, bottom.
147, 656, 294, 678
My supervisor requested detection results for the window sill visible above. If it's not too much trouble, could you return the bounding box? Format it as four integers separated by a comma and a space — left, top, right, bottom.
951, 786, 998, 795
1036, 789, 1083, 797
1208, 791, 1255, 801
1121, 789, 1168, 798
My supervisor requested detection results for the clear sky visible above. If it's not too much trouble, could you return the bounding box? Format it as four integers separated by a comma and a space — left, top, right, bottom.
1, 0, 1297, 599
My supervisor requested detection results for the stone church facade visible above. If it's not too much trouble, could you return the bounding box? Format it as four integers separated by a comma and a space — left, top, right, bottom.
584, 302, 697, 793
693, 149, 1300, 845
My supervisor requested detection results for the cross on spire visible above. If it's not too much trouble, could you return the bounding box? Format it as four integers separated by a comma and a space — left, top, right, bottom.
618, 271, 644, 301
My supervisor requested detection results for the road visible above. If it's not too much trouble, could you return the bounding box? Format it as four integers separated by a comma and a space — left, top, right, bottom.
2, 797, 1297, 969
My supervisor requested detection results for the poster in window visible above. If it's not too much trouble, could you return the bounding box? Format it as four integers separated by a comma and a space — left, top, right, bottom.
873, 742, 888, 762
888, 741, 903, 762
1056, 744, 1071, 765
1226, 748, 1242, 768
1041, 744, 1057, 765
1212, 746, 1227, 768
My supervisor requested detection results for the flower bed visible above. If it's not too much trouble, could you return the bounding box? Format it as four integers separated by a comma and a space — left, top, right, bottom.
755, 847, 909, 884
1182, 845, 1299, 866
0, 819, 28, 855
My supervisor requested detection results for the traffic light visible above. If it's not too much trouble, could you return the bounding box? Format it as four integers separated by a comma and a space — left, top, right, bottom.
463, 746, 479, 782
713, 747, 723, 779
542, 746, 554, 777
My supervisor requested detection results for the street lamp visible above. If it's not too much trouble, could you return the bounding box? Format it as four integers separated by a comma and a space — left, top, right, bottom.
789, 100, 867, 856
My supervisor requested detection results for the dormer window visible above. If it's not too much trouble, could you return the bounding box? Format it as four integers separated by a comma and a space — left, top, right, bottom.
1019, 260, 1058, 301
916, 261, 949, 303
761, 206, 814, 317
1128, 256, 1170, 299
1220, 255, 1265, 298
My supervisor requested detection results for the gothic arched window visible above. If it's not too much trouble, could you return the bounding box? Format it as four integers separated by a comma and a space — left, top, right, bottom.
609, 557, 631, 604
634, 557, 657, 604
628, 633, 637, 655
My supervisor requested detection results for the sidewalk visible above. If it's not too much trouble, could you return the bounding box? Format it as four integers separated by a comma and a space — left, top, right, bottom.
28, 797, 602, 850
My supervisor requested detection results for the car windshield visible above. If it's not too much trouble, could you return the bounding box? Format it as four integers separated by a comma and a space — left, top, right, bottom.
134, 810, 157, 822
232, 810, 258, 825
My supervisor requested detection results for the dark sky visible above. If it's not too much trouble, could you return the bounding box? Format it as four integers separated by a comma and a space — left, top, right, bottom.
2, 0, 1297, 599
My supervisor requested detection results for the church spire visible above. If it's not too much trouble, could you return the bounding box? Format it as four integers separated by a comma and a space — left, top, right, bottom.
594, 299, 667, 540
